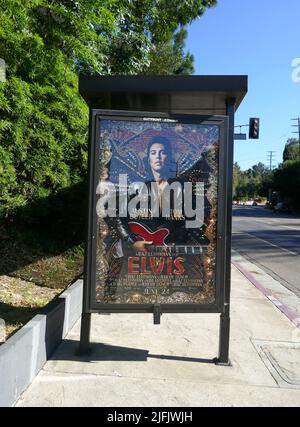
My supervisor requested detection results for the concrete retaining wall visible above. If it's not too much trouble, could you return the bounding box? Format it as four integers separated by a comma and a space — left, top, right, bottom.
0, 280, 83, 407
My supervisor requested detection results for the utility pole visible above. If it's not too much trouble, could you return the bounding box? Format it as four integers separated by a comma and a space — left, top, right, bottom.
267, 151, 276, 171
291, 118, 300, 150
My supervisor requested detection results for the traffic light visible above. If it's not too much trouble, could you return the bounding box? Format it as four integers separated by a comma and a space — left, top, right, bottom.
249, 118, 260, 139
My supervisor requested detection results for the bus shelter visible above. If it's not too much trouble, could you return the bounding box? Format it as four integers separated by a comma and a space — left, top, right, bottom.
78, 75, 248, 365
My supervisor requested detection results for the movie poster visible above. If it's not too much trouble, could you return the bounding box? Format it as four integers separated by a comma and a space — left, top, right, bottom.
95, 117, 219, 305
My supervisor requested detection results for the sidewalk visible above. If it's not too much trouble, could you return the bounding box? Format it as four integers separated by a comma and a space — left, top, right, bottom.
16, 254, 300, 407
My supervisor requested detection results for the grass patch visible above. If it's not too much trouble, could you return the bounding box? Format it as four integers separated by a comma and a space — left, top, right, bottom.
0, 222, 84, 340
0, 275, 63, 340
0, 224, 84, 289
9, 245, 84, 289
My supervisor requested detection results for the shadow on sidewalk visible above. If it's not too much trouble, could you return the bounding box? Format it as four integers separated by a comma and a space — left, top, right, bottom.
50, 339, 215, 365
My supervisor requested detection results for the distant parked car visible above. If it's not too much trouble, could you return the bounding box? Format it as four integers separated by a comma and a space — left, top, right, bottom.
273, 202, 291, 213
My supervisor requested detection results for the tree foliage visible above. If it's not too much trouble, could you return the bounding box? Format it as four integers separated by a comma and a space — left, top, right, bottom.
146, 28, 194, 75
283, 138, 300, 162
273, 160, 300, 210
0, 0, 217, 216
271, 138, 300, 211
233, 162, 272, 201
233, 138, 300, 211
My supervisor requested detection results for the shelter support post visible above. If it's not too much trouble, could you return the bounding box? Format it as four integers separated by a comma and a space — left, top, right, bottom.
216, 98, 235, 366
78, 312, 92, 355
78, 108, 95, 355
153, 304, 161, 325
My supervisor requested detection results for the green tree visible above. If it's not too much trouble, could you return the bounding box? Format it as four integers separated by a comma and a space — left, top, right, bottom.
283, 138, 300, 161
233, 162, 241, 198
107, 0, 217, 74
0, 0, 217, 217
0, 0, 116, 214
273, 160, 300, 210
145, 27, 194, 75
233, 162, 272, 201
251, 162, 270, 178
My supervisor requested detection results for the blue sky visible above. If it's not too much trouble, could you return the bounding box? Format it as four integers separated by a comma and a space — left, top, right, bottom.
186, 0, 300, 170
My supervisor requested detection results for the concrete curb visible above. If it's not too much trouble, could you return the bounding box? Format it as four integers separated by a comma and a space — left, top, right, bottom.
232, 255, 300, 330
0, 280, 83, 407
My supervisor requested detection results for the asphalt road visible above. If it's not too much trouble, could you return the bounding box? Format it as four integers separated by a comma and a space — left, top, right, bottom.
232, 206, 300, 298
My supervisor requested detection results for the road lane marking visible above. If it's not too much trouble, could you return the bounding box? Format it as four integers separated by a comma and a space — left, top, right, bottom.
237, 218, 300, 231
254, 220, 300, 230
233, 231, 298, 256
280, 225, 300, 230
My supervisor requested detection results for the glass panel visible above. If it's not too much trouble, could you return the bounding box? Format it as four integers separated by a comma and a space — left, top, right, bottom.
95, 118, 219, 305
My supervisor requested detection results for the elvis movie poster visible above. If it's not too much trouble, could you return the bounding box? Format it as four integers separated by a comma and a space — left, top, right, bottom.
94, 115, 220, 306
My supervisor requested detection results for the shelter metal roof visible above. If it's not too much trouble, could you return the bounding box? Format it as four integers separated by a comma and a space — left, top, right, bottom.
79, 75, 248, 115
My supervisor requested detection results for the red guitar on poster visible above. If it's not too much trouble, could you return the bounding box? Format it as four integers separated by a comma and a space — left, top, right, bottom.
129, 222, 170, 246
109, 222, 208, 259
128, 222, 208, 256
